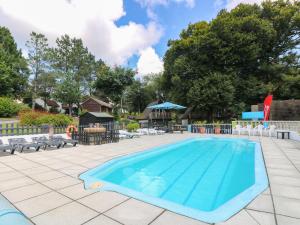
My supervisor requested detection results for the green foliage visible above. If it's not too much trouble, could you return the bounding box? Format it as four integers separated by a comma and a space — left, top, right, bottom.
0, 97, 30, 117
0, 27, 28, 97
95, 66, 135, 104
126, 122, 140, 132
53, 72, 81, 115
26, 32, 49, 109
19, 111, 72, 126
188, 72, 235, 121
194, 120, 207, 125
163, 0, 300, 121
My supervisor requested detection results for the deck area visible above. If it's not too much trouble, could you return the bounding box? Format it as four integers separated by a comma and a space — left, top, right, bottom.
0, 133, 299, 225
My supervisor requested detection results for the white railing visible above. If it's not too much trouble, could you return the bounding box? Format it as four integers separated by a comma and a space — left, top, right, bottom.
235, 121, 300, 133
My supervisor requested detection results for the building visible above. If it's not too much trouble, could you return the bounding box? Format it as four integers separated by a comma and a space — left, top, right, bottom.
79, 112, 114, 126
81, 97, 113, 114
35, 98, 64, 113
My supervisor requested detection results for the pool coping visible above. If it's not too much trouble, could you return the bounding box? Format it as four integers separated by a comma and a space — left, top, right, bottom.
79, 137, 269, 223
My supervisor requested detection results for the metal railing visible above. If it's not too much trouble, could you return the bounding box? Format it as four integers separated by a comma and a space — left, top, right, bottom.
0, 123, 67, 137
74, 122, 119, 145
191, 124, 232, 134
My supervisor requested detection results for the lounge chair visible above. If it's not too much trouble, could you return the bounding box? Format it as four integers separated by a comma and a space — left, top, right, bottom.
119, 130, 142, 138
8, 138, 42, 152
50, 136, 78, 147
0, 139, 15, 154
32, 136, 62, 150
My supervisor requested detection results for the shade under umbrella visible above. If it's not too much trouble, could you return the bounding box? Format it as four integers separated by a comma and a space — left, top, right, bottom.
148, 101, 186, 110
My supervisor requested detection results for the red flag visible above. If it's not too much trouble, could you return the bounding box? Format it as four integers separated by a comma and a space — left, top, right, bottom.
263, 95, 273, 121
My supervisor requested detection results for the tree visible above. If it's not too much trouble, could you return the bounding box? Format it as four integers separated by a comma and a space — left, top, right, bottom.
26, 32, 49, 109
187, 73, 235, 121
95, 66, 135, 104
124, 80, 150, 113
163, 0, 300, 120
36, 72, 57, 109
0, 26, 28, 97
53, 72, 81, 115
50, 35, 96, 107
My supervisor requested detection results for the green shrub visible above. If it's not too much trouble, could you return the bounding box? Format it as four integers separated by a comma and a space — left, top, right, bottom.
0, 97, 30, 117
19, 111, 73, 126
126, 122, 140, 132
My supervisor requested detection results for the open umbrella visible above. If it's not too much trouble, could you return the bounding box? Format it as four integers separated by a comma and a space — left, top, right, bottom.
147, 102, 186, 126
147, 102, 186, 110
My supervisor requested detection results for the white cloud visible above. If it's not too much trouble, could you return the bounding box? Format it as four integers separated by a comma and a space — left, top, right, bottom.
137, 47, 163, 76
135, 0, 195, 20
226, 0, 264, 10
0, 0, 163, 65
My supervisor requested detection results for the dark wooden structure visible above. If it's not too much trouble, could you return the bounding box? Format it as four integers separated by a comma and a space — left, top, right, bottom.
81, 97, 112, 113
79, 112, 114, 126
257, 99, 300, 120
76, 112, 118, 145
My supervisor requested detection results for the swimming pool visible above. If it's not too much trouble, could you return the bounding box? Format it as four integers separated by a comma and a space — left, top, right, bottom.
80, 137, 268, 223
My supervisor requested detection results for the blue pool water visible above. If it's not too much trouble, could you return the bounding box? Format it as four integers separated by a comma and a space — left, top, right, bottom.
80, 138, 268, 223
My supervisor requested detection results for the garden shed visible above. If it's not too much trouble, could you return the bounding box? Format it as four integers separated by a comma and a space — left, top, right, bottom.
79, 112, 114, 126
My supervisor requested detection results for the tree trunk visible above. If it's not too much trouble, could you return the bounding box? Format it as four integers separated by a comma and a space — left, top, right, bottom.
68, 104, 72, 116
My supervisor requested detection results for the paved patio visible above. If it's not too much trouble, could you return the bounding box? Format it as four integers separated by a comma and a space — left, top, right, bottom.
0, 133, 299, 225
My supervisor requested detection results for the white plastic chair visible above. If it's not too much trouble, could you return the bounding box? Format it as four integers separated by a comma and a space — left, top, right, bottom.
268, 125, 276, 137
256, 124, 264, 137
233, 124, 242, 135
246, 124, 252, 136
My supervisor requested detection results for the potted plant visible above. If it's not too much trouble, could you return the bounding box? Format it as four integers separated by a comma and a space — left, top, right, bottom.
199, 120, 207, 133
195, 120, 206, 133
214, 121, 221, 134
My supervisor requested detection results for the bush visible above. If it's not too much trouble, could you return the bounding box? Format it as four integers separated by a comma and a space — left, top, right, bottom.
126, 122, 140, 132
19, 111, 73, 126
0, 97, 30, 117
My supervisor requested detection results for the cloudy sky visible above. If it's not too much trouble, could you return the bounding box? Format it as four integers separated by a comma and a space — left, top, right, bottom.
0, 0, 263, 76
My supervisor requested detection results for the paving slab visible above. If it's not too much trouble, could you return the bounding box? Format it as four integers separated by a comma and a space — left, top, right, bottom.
2, 183, 52, 203
78, 191, 129, 213
42, 176, 81, 190
31, 202, 98, 225
276, 215, 300, 225
84, 215, 122, 225
215, 210, 258, 225
150, 211, 209, 225
273, 196, 300, 219
58, 183, 96, 200
105, 198, 164, 225
247, 210, 276, 225
15, 191, 72, 218
246, 194, 274, 213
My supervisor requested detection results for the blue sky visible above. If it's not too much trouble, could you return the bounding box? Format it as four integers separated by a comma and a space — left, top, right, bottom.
118, 0, 222, 68
0, 0, 252, 75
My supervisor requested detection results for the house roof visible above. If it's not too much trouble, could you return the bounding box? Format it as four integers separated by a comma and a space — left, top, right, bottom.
46, 99, 59, 107
81, 96, 113, 109
84, 112, 114, 118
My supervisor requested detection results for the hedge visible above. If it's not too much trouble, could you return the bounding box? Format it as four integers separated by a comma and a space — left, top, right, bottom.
0, 97, 30, 117
19, 111, 73, 126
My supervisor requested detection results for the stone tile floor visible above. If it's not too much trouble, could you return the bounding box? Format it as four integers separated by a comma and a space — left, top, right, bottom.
0, 133, 299, 225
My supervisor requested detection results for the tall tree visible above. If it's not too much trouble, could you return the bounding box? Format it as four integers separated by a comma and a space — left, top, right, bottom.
50, 35, 96, 110
163, 0, 300, 120
36, 72, 57, 109
95, 66, 135, 104
0, 27, 28, 97
26, 32, 49, 109
53, 72, 81, 115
